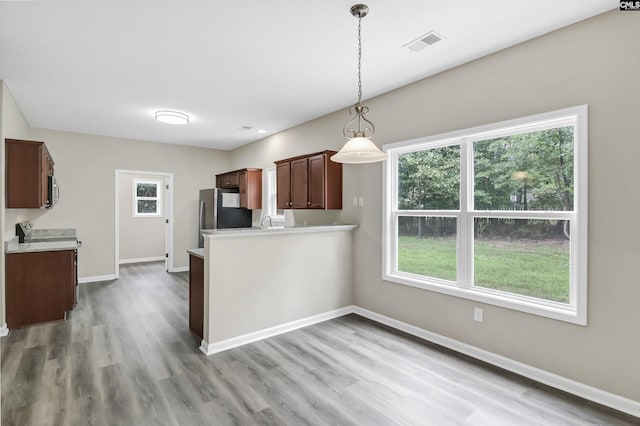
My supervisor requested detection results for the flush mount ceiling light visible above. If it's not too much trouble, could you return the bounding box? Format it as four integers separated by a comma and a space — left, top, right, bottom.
331, 4, 387, 165
154, 110, 189, 125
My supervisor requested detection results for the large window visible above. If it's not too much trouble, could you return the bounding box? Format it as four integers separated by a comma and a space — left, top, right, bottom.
383, 106, 587, 324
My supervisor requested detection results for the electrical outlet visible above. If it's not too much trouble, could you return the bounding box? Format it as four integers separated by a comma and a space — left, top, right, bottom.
474, 307, 483, 322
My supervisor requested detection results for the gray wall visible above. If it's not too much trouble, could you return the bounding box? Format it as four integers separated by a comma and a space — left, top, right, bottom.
2, 82, 32, 238
1, 82, 34, 331
230, 11, 640, 402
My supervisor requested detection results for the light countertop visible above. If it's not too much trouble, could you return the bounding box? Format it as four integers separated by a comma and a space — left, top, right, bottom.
6, 239, 78, 254
201, 224, 357, 239
187, 248, 205, 259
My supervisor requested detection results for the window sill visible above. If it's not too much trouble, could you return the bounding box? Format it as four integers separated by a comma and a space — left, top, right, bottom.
383, 272, 586, 326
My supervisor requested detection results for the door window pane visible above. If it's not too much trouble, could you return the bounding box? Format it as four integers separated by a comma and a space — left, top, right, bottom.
137, 200, 157, 214
473, 218, 570, 303
398, 145, 460, 210
398, 216, 457, 281
137, 182, 157, 197
473, 126, 574, 211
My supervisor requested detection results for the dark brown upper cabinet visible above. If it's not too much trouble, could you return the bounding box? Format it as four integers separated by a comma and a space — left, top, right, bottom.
215, 168, 262, 209
5, 139, 54, 209
275, 150, 342, 210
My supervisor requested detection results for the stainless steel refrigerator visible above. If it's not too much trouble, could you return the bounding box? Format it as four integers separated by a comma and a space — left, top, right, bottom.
198, 188, 253, 248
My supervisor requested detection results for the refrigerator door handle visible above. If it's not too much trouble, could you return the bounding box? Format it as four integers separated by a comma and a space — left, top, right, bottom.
199, 200, 205, 229
198, 200, 205, 246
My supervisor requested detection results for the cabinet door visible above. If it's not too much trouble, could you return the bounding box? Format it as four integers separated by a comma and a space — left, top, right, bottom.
73, 249, 78, 305
308, 154, 326, 209
276, 162, 291, 209
290, 158, 309, 209
228, 172, 240, 187
239, 171, 248, 208
6, 140, 47, 208
189, 255, 204, 340
6, 250, 75, 328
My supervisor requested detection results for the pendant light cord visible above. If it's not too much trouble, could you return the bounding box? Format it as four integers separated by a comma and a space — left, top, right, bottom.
342, 4, 377, 141
357, 14, 362, 105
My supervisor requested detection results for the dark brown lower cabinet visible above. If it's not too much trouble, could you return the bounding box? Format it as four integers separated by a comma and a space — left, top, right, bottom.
6, 249, 76, 329
189, 254, 204, 341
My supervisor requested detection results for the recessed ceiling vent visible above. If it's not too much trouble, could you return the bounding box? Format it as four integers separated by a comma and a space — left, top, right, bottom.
403, 31, 444, 52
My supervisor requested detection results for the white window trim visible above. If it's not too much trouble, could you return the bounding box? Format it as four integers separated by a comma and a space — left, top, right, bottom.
382, 105, 588, 325
133, 179, 162, 218
264, 167, 286, 222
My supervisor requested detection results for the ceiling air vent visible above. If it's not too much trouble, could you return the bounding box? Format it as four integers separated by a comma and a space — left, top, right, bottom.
403, 31, 444, 52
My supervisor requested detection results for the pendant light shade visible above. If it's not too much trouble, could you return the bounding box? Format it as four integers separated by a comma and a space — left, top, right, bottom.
331, 134, 387, 164
332, 4, 387, 165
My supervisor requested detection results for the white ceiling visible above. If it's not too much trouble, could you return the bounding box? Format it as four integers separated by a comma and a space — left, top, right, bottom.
0, 1, 616, 150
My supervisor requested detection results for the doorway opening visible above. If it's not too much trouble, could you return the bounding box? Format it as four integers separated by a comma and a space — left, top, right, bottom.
114, 169, 174, 279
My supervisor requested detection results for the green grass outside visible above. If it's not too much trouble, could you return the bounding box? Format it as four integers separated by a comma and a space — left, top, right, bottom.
397, 236, 570, 303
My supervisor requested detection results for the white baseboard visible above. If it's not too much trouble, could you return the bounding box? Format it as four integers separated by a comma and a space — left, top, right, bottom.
119, 256, 165, 265
352, 306, 640, 419
0, 323, 8, 337
170, 266, 189, 273
199, 306, 354, 356
78, 274, 118, 284
198, 304, 639, 417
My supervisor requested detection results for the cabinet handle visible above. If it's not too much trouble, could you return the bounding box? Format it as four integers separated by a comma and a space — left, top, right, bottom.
307, 201, 311, 206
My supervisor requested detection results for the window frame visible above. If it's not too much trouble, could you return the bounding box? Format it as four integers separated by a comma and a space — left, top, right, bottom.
264, 167, 285, 222
133, 179, 162, 218
383, 105, 588, 325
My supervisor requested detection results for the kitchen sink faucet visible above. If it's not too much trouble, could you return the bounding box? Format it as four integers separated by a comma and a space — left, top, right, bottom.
260, 215, 272, 228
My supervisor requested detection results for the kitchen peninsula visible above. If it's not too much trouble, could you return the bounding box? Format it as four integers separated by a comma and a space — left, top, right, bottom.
194, 225, 356, 355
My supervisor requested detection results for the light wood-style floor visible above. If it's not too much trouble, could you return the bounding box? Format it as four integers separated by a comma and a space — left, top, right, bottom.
1, 262, 637, 425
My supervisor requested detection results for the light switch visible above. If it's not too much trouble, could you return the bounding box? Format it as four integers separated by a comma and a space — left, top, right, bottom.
352, 197, 358, 207
358, 196, 364, 207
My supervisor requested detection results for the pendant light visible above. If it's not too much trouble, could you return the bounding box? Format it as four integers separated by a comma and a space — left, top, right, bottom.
331, 4, 387, 164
